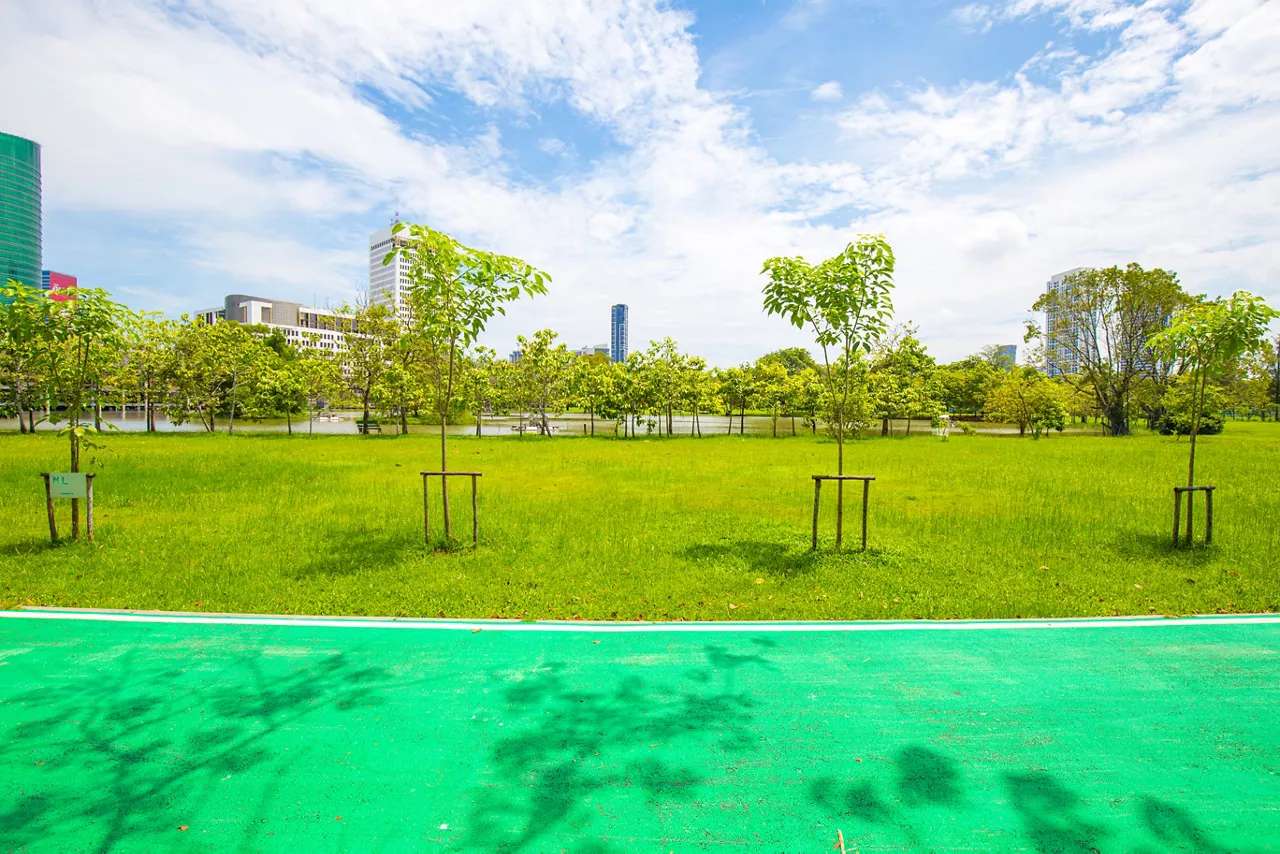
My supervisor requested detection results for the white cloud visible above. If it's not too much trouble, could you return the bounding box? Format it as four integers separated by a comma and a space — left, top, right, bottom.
810, 81, 843, 102
0, 0, 1276, 365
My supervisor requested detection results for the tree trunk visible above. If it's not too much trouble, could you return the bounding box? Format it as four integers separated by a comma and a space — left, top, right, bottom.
401, 407, 409, 436
905, 417, 912, 437
791, 415, 796, 436
70, 425, 81, 539
362, 390, 370, 429
440, 413, 451, 540
881, 417, 889, 437
836, 421, 845, 549
739, 407, 745, 435
1188, 370, 1209, 488
476, 410, 482, 438
590, 407, 595, 436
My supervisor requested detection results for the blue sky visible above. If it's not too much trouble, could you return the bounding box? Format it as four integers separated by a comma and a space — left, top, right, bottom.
2, 0, 1277, 364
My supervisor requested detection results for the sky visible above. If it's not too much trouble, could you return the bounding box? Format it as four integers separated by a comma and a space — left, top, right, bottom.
1, 0, 1277, 365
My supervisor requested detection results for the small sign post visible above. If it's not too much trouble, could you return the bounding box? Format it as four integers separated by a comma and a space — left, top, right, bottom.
40, 473, 95, 543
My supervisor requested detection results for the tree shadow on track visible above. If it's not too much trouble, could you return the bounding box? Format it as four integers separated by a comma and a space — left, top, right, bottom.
0, 643, 392, 854
462, 642, 772, 852
808, 747, 1236, 853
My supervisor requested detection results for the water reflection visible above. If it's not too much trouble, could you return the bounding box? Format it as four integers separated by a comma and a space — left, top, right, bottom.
0, 412, 1078, 437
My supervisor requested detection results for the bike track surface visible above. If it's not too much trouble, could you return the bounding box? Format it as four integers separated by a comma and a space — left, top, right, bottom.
2, 609, 1278, 852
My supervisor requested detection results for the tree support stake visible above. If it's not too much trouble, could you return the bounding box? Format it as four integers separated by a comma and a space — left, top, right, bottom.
1172, 485, 1214, 547
811, 475, 875, 551
422, 471, 482, 547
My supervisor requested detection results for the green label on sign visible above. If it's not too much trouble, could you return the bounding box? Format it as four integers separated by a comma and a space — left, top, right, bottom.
50, 473, 87, 499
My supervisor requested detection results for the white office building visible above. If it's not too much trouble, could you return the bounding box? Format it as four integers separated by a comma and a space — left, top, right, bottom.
368, 225, 413, 323
194, 294, 351, 353
1044, 268, 1087, 377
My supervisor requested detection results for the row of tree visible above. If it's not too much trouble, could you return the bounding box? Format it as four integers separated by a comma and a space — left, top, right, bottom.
3, 283, 1278, 447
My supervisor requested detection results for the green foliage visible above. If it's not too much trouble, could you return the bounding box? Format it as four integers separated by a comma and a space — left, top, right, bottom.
985, 368, 1068, 439
936, 357, 998, 415
392, 222, 549, 466
1029, 263, 1190, 436
1157, 375, 1225, 436
762, 234, 895, 471
1149, 291, 1278, 484
869, 325, 942, 435
758, 347, 817, 374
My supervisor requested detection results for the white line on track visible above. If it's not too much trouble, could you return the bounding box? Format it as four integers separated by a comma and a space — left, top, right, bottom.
1, 608, 1278, 633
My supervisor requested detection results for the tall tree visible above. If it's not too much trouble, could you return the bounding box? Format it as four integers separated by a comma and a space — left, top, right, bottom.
391, 223, 548, 540
1030, 264, 1190, 436
762, 235, 895, 546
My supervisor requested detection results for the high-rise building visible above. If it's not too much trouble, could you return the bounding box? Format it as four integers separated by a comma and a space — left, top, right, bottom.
41, 270, 77, 302
995, 344, 1017, 365
1044, 268, 1087, 377
368, 225, 413, 323
610, 304, 629, 363
1, 132, 42, 294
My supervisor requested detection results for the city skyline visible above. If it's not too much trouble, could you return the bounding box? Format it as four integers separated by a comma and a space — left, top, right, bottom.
2, 1, 1277, 364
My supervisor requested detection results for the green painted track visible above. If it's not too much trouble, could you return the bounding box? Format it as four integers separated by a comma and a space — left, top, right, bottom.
2, 611, 1279, 852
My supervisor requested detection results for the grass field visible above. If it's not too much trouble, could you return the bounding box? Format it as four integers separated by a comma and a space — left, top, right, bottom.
1, 424, 1278, 620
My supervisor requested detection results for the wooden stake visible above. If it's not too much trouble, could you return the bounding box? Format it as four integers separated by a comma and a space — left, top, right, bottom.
811, 479, 821, 551
42, 474, 58, 544
471, 474, 479, 547
1172, 487, 1181, 548
836, 480, 844, 549
86, 474, 95, 542
861, 478, 870, 551
1205, 487, 1214, 545
422, 473, 430, 545
1186, 490, 1194, 546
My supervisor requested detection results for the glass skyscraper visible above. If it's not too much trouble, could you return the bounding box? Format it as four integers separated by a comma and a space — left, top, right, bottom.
0, 131, 41, 292
610, 303, 629, 363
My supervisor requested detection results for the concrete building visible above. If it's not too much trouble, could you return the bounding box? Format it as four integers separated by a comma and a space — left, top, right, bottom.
995, 344, 1017, 365
574, 344, 609, 358
508, 350, 523, 364
41, 270, 76, 302
0, 131, 41, 294
194, 294, 350, 353
368, 225, 413, 323
610, 304, 629, 363
1044, 268, 1087, 377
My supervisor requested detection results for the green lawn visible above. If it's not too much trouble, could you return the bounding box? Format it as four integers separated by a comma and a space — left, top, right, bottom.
1, 424, 1277, 620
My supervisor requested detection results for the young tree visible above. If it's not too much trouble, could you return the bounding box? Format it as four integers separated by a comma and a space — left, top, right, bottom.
762, 235, 895, 546
681, 355, 713, 436
985, 368, 1067, 438
716, 365, 752, 435
753, 358, 790, 437
870, 327, 938, 436
120, 313, 177, 432
339, 303, 397, 429
516, 329, 572, 436
0, 280, 53, 434
790, 366, 825, 433
1030, 264, 1190, 436
1149, 291, 1278, 489
391, 222, 548, 539
570, 354, 614, 436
